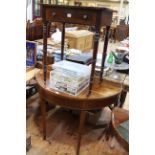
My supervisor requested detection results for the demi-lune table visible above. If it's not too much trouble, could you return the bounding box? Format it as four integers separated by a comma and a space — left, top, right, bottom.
36, 70, 121, 155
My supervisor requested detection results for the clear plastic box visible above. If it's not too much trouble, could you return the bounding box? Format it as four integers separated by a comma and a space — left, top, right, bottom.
50, 60, 91, 96
52, 60, 91, 77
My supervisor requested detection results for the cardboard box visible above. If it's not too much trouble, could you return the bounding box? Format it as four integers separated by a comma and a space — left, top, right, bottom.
65, 30, 94, 52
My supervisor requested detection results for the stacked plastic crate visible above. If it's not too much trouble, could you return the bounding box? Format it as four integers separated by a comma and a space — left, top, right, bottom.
50, 60, 91, 96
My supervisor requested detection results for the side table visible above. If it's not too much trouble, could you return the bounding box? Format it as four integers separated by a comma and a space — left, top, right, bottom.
36, 70, 122, 155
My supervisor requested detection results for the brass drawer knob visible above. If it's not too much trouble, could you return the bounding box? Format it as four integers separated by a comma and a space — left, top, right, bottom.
83, 15, 88, 20
52, 12, 56, 17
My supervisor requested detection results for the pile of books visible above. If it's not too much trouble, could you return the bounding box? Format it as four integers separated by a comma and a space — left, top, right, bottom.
50, 60, 91, 96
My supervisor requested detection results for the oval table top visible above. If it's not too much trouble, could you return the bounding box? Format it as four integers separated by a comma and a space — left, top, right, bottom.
36, 70, 122, 110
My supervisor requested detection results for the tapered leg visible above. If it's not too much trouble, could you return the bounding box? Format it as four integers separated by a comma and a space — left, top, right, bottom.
98, 126, 108, 140
100, 26, 110, 81
39, 98, 46, 140
119, 90, 127, 107
88, 29, 100, 96
61, 22, 65, 60
43, 22, 48, 84
77, 111, 87, 155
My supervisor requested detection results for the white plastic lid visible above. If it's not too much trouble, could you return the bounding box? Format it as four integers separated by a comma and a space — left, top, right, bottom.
52, 60, 91, 75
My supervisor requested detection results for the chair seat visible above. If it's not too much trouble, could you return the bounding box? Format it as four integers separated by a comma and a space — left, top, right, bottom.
116, 120, 129, 143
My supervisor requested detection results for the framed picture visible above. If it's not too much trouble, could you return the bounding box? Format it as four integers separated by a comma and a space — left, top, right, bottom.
26, 41, 36, 67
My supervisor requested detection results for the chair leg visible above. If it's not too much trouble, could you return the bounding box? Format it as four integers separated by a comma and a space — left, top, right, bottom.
98, 120, 114, 142
98, 125, 108, 140
105, 123, 112, 141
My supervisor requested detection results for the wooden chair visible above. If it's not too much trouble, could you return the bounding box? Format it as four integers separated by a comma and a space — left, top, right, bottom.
100, 107, 129, 152
26, 18, 51, 41
114, 25, 129, 42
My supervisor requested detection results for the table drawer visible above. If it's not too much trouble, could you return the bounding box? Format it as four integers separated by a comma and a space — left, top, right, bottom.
45, 7, 97, 25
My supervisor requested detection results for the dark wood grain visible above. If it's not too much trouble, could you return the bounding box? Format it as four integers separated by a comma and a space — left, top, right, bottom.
100, 26, 110, 81
43, 22, 47, 83
43, 5, 113, 26
61, 22, 65, 60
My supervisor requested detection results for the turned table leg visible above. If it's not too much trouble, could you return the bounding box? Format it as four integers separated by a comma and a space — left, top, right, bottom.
39, 98, 46, 140
77, 110, 86, 155
119, 90, 127, 108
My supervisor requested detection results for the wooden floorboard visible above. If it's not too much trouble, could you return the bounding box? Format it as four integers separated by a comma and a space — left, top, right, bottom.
26, 93, 128, 155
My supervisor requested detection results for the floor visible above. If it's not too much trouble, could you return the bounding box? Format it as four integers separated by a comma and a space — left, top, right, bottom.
26, 92, 128, 155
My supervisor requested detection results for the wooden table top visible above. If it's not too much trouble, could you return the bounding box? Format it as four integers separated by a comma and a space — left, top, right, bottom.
37, 70, 121, 99
42, 4, 113, 26
36, 70, 122, 110
104, 72, 129, 89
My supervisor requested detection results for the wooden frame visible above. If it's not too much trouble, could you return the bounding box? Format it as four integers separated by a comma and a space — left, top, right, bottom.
42, 4, 113, 95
